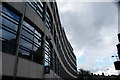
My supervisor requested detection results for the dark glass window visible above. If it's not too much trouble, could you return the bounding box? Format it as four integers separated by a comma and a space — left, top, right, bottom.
19, 20, 42, 64
44, 40, 51, 66
2, 7, 20, 21
2, 6, 20, 55
45, 11, 52, 29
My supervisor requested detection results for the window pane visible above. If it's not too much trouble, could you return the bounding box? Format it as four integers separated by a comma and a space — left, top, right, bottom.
45, 61, 49, 66
2, 17, 18, 32
2, 29, 16, 40
44, 40, 51, 66
1, 6, 19, 55
33, 45, 38, 51
35, 30, 41, 38
19, 48, 30, 56
20, 38, 32, 50
2, 29, 16, 54
22, 21, 34, 31
2, 7, 20, 21
34, 37, 41, 46
21, 28, 34, 40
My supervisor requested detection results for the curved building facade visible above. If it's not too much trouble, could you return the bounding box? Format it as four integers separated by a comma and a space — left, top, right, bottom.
0, 1, 77, 80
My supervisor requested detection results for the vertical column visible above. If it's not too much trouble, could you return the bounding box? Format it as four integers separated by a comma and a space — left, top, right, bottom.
41, 34, 46, 66
13, 3, 26, 80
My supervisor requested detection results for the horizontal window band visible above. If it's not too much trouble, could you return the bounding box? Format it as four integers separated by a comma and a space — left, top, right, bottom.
20, 36, 41, 48
2, 26, 17, 35
2, 24, 17, 33
2, 14, 19, 25
2, 11, 19, 22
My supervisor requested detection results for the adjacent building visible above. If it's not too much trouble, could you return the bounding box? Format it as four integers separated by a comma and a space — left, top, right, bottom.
0, 0, 77, 80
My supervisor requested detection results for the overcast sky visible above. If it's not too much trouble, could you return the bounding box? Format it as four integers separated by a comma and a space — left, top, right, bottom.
57, 1, 118, 75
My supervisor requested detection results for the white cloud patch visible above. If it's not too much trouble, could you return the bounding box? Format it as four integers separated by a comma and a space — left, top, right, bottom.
92, 65, 118, 75
57, 2, 118, 75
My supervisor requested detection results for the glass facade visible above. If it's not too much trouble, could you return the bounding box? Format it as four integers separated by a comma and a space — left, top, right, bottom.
45, 10, 52, 30
1, 6, 20, 55
44, 40, 51, 66
1, 2, 77, 79
1, 5, 43, 64
19, 20, 42, 63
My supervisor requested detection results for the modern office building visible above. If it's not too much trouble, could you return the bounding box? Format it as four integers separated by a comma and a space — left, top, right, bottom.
0, 0, 77, 80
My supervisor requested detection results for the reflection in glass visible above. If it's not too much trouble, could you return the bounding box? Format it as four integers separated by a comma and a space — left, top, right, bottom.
2, 6, 19, 55
19, 20, 42, 64
44, 40, 51, 66
2, 7, 20, 21
2, 17, 18, 32
20, 39, 32, 50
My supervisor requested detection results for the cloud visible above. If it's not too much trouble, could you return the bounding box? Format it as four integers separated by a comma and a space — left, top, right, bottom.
57, 2, 118, 75
92, 64, 118, 75
56, 0, 117, 2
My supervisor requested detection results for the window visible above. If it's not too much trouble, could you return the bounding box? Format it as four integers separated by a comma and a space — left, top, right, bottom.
1, 6, 20, 55
45, 10, 52, 32
19, 20, 42, 64
26, 0, 43, 19
44, 40, 52, 66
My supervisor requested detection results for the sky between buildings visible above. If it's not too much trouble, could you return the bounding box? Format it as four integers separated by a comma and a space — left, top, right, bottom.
57, 0, 118, 75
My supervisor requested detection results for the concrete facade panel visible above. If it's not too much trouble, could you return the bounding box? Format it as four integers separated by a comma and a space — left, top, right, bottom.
25, 5, 35, 23
12, 2, 25, 14
2, 53, 15, 76
17, 58, 44, 78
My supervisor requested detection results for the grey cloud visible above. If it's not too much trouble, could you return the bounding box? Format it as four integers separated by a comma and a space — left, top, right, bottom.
58, 2, 118, 74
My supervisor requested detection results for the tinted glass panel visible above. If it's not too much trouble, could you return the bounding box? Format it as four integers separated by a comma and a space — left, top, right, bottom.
2, 17, 18, 32
2, 6, 19, 55
21, 29, 34, 40
19, 20, 42, 64
20, 39, 32, 50
23, 21, 34, 31
2, 7, 20, 21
